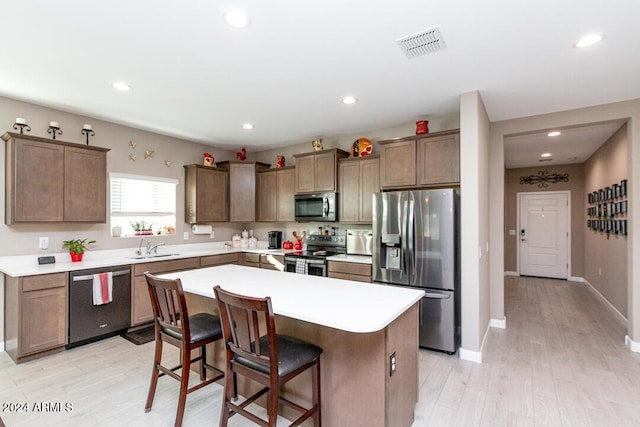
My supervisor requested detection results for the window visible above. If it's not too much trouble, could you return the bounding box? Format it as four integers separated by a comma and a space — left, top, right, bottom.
110, 173, 177, 236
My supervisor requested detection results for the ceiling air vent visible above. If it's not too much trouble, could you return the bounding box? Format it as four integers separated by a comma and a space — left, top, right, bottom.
397, 26, 447, 58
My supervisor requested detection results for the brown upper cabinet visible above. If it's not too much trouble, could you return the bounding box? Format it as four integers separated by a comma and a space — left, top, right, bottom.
294, 149, 349, 194
184, 164, 229, 223
339, 155, 380, 223
217, 161, 270, 222
379, 129, 460, 189
256, 166, 295, 222
3, 132, 109, 224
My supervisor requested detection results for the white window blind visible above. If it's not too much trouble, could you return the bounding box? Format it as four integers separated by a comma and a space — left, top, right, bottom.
110, 174, 177, 217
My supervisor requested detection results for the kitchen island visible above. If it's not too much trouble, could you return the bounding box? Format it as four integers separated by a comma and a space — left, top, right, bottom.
159, 264, 423, 427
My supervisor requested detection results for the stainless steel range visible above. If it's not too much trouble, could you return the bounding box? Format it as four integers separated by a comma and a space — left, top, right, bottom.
284, 235, 346, 276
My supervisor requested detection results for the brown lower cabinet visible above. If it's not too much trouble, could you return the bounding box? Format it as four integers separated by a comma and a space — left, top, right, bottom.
242, 253, 284, 271
328, 261, 372, 283
4, 272, 69, 364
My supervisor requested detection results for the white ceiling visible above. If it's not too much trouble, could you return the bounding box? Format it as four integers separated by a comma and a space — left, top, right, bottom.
504, 121, 626, 169
1, 1, 639, 163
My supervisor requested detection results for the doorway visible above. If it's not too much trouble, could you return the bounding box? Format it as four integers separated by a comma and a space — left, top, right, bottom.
517, 191, 570, 279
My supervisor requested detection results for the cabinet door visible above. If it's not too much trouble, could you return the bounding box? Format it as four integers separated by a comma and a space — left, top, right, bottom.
359, 157, 380, 222
380, 140, 416, 189
276, 168, 295, 221
64, 146, 107, 222
197, 167, 228, 222
295, 155, 316, 193
132, 275, 154, 326
314, 151, 337, 192
339, 161, 361, 223
230, 163, 257, 222
417, 133, 460, 185
257, 171, 277, 222
20, 274, 68, 355
11, 138, 64, 222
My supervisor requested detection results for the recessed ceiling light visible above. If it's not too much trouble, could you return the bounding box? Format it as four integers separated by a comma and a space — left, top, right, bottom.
575, 33, 604, 48
242, 123, 254, 130
112, 81, 132, 91
341, 96, 357, 105
225, 10, 249, 28
547, 131, 561, 137
541, 153, 552, 158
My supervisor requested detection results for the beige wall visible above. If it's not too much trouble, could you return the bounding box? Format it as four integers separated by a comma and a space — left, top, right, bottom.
489, 99, 640, 347
504, 164, 585, 276
584, 124, 628, 317
460, 91, 491, 355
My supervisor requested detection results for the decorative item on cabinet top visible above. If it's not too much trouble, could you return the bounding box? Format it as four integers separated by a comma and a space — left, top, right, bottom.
276, 155, 286, 168
312, 138, 323, 151
81, 124, 95, 145
236, 147, 247, 160
13, 117, 31, 134
416, 120, 429, 135
350, 138, 373, 157
203, 152, 214, 166
47, 121, 62, 140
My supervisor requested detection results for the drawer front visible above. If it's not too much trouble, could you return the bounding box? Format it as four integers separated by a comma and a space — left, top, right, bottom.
244, 253, 260, 263
200, 253, 241, 267
134, 257, 200, 276
22, 272, 68, 292
328, 272, 372, 283
328, 261, 371, 276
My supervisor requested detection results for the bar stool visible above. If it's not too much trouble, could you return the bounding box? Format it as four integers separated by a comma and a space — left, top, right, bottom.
145, 273, 225, 427
213, 285, 322, 427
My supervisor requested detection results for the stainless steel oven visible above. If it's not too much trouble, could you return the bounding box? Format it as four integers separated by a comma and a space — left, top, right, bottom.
294, 192, 337, 222
284, 235, 346, 276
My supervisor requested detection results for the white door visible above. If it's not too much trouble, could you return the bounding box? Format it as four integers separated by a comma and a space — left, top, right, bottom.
518, 192, 569, 279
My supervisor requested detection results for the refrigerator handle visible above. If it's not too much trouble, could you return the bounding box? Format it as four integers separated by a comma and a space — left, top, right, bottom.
403, 199, 410, 275
408, 198, 415, 278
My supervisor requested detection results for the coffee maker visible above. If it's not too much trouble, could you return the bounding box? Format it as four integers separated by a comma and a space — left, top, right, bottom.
268, 231, 283, 249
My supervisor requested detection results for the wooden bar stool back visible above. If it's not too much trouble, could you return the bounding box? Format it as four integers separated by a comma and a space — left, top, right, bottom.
145, 273, 224, 427
213, 285, 322, 427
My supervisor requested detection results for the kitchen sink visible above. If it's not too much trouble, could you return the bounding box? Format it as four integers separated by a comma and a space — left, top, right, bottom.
126, 253, 181, 260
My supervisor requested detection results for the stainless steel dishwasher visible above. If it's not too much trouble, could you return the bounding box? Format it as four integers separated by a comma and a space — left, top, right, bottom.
68, 266, 131, 348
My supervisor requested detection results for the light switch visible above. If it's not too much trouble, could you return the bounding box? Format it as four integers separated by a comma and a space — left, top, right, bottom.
183, 231, 189, 240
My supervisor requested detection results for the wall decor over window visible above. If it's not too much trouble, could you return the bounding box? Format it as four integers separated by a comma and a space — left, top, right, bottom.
587, 178, 627, 237
519, 170, 569, 188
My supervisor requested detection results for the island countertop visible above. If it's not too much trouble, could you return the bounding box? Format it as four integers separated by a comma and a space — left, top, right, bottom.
158, 264, 423, 333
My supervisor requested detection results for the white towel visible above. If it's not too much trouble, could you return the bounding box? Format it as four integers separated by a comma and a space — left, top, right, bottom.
295, 258, 308, 274
93, 272, 113, 305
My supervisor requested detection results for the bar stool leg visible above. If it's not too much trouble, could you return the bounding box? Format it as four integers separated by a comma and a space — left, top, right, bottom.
145, 332, 163, 412
313, 358, 321, 426
175, 346, 191, 427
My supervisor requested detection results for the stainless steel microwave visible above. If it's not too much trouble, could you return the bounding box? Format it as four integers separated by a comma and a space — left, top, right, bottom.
294, 192, 337, 222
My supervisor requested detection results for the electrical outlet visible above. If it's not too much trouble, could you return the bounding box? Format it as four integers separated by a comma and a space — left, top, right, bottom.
183, 231, 189, 241
39, 237, 49, 250
389, 352, 396, 376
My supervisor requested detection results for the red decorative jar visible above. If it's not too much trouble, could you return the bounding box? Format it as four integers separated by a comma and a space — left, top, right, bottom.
70, 251, 83, 262
416, 120, 429, 135
293, 240, 303, 250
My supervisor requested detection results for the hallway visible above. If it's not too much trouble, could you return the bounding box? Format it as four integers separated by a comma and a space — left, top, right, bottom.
413, 276, 640, 426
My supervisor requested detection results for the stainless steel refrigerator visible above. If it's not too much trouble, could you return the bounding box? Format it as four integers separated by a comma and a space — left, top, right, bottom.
373, 189, 460, 353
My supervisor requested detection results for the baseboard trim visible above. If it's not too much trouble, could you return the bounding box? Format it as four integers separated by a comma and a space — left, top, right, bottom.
490, 316, 506, 329
625, 336, 640, 352
459, 347, 482, 363
0, 342, 4, 352
583, 279, 628, 324
504, 271, 519, 276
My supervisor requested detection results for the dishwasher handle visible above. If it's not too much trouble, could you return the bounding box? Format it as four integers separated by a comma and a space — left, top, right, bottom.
72, 269, 131, 282
423, 292, 451, 299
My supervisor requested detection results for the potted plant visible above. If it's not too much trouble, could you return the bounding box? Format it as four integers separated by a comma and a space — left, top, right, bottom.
62, 238, 96, 262
130, 220, 154, 235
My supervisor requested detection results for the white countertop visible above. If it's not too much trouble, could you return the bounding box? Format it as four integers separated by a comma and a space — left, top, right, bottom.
0, 242, 369, 277
158, 264, 423, 334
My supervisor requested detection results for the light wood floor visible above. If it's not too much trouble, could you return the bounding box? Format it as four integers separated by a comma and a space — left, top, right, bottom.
1, 276, 639, 426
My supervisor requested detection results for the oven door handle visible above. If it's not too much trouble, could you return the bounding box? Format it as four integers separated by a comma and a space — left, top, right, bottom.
323, 197, 329, 216
72, 269, 131, 282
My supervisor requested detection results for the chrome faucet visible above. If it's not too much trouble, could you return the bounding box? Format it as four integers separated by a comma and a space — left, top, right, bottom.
147, 242, 165, 255
136, 238, 146, 256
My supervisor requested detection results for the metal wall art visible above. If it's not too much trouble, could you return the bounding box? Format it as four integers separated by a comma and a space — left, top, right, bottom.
587, 179, 627, 237
520, 170, 569, 188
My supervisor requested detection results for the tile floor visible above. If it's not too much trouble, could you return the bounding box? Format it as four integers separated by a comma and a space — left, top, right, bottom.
1, 276, 639, 426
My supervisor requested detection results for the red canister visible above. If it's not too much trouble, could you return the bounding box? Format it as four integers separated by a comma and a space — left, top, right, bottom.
416, 120, 429, 135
